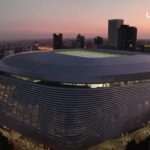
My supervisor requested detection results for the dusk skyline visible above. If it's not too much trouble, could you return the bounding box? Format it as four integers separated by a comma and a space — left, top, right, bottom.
0, 0, 150, 40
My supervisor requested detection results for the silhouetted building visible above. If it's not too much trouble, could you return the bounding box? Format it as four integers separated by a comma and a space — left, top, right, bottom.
108, 19, 124, 47
118, 25, 137, 51
94, 36, 103, 48
76, 34, 85, 49
53, 33, 63, 49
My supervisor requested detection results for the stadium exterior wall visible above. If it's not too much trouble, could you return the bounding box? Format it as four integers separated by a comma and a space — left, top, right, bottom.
0, 74, 150, 150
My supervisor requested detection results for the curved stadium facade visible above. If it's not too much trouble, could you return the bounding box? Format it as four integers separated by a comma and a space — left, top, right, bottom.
0, 50, 150, 150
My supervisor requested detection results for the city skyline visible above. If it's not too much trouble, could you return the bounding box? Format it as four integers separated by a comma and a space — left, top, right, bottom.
0, 0, 150, 40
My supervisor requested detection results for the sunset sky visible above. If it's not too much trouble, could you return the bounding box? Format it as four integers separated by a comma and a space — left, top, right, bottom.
0, 0, 150, 40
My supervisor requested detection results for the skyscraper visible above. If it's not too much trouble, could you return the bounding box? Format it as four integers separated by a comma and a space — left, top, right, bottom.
108, 19, 124, 47
118, 25, 137, 51
53, 33, 63, 50
76, 34, 85, 49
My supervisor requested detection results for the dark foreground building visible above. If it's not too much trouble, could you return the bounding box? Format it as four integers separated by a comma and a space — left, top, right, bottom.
118, 25, 137, 51
53, 33, 63, 49
0, 50, 150, 150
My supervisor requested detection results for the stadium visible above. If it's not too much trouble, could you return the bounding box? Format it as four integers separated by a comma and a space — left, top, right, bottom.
0, 49, 150, 150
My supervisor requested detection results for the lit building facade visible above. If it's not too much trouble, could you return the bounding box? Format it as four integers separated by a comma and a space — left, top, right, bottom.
0, 50, 150, 150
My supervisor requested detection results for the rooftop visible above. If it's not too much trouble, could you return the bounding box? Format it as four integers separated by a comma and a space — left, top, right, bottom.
0, 49, 150, 84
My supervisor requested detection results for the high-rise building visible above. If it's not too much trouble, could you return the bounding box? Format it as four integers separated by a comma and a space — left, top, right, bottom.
76, 34, 85, 49
94, 36, 103, 48
108, 19, 124, 47
118, 25, 137, 51
53, 33, 63, 49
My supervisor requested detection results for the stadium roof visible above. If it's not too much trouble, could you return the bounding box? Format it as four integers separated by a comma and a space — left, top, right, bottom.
1, 50, 150, 83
